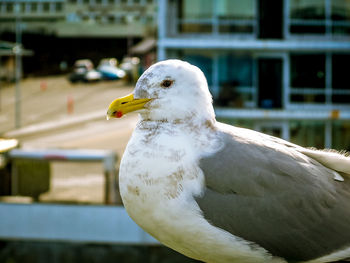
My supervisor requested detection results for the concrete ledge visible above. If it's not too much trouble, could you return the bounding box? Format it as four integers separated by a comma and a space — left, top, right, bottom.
0, 203, 158, 244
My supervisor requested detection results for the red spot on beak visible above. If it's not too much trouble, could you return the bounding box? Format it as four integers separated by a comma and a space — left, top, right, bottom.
115, 111, 123, 118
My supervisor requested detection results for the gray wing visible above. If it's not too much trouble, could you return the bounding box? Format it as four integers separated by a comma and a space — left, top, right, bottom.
196, 124, 350, 262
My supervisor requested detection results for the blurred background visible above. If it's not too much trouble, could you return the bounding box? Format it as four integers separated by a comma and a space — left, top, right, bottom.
0, 0, 349, 262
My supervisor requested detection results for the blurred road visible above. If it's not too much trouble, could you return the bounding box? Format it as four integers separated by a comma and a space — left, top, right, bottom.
1, 76, 136, 154
0, 76, 138, 204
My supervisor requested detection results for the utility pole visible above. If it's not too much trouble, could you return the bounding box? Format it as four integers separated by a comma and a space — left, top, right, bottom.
14, 1, 22, 129
0, 57, 2, 112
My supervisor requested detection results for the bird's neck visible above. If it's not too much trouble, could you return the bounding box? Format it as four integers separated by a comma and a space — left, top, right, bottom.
134, 117, 220, 157
137, 116, 217, 132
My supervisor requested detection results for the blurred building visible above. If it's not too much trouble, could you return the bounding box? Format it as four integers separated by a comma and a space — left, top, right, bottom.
0, 40, 33, 81
0, 0, 156, 37
0, 0, 156, 74
158, 0, 350, 150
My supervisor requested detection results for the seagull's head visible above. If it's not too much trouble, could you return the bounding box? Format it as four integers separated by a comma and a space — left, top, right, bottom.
107, 59, 215, 123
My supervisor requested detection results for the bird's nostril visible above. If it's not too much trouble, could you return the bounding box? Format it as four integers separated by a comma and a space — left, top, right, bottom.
121, 102, 127, 105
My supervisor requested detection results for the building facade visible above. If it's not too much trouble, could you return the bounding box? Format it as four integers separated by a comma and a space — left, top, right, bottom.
0, 0, 157, 74
0, 0, 156, 37
158, 0, 350, 150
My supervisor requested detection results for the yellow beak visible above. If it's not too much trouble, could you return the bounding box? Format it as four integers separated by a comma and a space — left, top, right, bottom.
106, 93, 151, 119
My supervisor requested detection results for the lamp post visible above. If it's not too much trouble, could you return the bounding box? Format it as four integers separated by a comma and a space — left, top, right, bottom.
0, 57, 2, 112
14, 1, 22, 129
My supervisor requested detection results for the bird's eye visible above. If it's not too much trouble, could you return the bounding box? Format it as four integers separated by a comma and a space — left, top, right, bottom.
161, 79, 173, 88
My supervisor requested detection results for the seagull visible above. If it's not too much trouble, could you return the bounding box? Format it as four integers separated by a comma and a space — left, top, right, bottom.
107, 59, 350, 263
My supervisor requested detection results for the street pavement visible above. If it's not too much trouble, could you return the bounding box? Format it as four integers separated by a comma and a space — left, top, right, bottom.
1, 76, 136, 153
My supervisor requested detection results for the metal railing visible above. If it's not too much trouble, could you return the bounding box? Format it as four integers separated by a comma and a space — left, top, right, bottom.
8, 148, 120, 204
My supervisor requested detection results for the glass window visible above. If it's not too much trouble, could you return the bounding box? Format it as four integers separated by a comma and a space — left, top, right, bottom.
43, 2, 50, 12
6, 3, 14, 12
290, 54, 325, 103
289, 0, 350, 36
258, 58, 283, 109
107, 15, 115, 23
332, 0, 350, 20
20, 3, 26, 12
217, 0, 255, 20
290, 0, 325, 34
218, 0, 255, 35
180, 23, 213, 33
178, 0, 255, 34
290, 0, 325, 20
332, 0, 350, 35
291, 54, 325, 88
332, 121, 350, 151
179, 0, 213, 33
216, 55, 253, 107
289, 53, 350, 104
332, 54, 350, 103
290, 120, 325, 148
95, 15, 102, 23
290, 94, 326, 103
181, 0, 213, 19
219, 24, 254, 34
332, 54, 350, 89
146, 15, 154, 23
56, 3, 63, 12
290, 24, 325, 34
31, 3, 38, 12
332, 25, 350, 35
258, 0, 283, 39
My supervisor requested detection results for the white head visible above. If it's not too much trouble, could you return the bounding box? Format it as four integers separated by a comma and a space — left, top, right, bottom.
107, 59, 215, 124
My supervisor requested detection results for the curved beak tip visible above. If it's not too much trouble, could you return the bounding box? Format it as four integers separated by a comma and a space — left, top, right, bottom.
106, 110, 123, 120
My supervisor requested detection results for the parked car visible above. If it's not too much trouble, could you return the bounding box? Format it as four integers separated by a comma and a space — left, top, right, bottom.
120, 57, 140, 83
69, 59, 101, 83
97, 58, 126, 80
